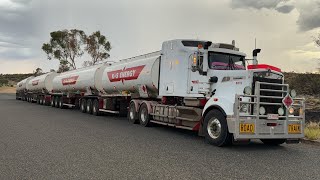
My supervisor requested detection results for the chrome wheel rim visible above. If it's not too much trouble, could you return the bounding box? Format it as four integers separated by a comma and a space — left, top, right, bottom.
207, 118, 221, 139
87, 103, 90, 112
129, 105, 135, 119
140, 108, 147, 123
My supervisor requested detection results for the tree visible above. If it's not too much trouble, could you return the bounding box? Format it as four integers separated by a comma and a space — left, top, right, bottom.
83, 31, 111, 67
42, 29, 86, 70
314, 33, 320, 73
33, 67, 43, 76
57, 60, 70, 73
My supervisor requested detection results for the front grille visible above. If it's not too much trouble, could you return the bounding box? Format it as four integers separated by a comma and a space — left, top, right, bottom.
252, 76, 285, 117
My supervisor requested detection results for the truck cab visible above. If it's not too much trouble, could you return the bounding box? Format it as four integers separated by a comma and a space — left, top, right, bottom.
156, 39, 304, 146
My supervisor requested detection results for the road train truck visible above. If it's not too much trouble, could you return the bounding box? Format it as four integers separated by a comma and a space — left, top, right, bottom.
17, 39, 305, 146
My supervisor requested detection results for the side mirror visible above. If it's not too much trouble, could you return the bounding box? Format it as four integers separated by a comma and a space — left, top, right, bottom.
191, 52, 205, 75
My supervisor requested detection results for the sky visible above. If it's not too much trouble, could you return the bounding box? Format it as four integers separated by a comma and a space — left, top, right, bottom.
0, 0, 320, 74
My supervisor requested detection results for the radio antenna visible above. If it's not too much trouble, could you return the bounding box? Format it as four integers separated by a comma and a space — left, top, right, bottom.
255, 38, 256, 49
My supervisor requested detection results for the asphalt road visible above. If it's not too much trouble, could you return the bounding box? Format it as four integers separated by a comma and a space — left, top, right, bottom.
0, 94, 319, 180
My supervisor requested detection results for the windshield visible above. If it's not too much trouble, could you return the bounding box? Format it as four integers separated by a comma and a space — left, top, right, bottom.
208, 52, 245, 70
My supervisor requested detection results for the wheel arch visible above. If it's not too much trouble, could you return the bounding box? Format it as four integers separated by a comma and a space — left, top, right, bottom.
203, 105, 227, 120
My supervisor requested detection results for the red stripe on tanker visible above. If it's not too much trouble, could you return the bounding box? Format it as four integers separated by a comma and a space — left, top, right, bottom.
61, 75, 79, 86
107, 65, 145, 83
32, 80, 39, 86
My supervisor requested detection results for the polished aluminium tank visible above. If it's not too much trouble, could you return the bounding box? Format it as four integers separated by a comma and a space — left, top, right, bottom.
16, 76, 34, 92
98, 52, 160, 95
52, 64, 107, 93
26, 72, 59, 93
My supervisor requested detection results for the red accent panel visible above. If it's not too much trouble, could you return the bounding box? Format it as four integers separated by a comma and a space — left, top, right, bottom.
99, 98, 104, 109
247, 64, 281, 72
32, 80, 39, 86
62, 75, 79, 86
192, 122, 201, 131
107, 65, 145, 83
199, 98, 208, 107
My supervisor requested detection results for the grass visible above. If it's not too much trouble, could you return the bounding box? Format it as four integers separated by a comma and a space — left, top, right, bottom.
304, 122, 320, 140
0, 86, 16, 93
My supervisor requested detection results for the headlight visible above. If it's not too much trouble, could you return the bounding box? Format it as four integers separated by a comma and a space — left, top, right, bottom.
259, 106, 266, 115
290, 89, 297, 98
243, 86, 252, 95
289, 107, 295, 114
278, 107, 284, 116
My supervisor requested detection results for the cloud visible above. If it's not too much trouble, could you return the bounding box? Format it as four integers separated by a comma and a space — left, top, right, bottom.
296, 1, 320, 31
0, 0, 41, 62
275, 5, 295, 13
231, 0, 320, 31
231, 0, 283, 10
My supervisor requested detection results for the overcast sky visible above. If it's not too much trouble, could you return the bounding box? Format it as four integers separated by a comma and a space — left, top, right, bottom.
0, 0, 320, 74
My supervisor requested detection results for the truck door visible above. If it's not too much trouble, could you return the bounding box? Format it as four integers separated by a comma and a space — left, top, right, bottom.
187, 51, 210, 95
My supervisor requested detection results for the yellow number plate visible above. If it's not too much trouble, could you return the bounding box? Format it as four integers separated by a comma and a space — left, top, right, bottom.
240, 123, 255, 133
288, 124, 301, 134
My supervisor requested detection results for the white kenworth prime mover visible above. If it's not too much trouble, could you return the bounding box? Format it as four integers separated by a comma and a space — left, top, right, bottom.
17, 39, 305, 146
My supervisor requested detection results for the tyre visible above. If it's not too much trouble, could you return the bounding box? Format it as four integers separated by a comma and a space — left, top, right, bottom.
59, 96, 64, 109
139, 103, 152, 127
260, 139, 286, 146
42, 97, 46, 105
92, 99, 100, 116
203, 109, 232, 147
55, 96, 60, 108
81, 99, 86, 113
128, 102, 139, 124
51, 97, 55, 107
86, 99, 93, 114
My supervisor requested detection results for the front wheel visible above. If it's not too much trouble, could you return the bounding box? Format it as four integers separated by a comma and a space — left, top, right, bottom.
203, 109, 232, 147
260, 139, 286, 146
139, 103, 152, 127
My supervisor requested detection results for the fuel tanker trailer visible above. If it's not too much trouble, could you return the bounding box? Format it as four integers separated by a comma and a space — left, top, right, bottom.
50, 64, 108, 110
16, 76, 34, 101
26, 72, 59, 105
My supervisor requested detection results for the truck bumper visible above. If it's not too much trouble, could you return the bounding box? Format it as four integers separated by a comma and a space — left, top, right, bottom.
227, 116, 304, 140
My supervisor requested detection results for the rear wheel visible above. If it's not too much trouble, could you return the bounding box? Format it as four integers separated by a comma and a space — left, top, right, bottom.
42, 96, 46, 105
86, 99, 93, 114
203, 109, 232, 147
92, 99, 100, 116
260, 139, 286, 146
139, 103, 152, 127
59, 97, 64, 109
81, 99, 86, 113
51, 96, 55, 107
128, 102, 139, 124
55, 96, 60, 108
